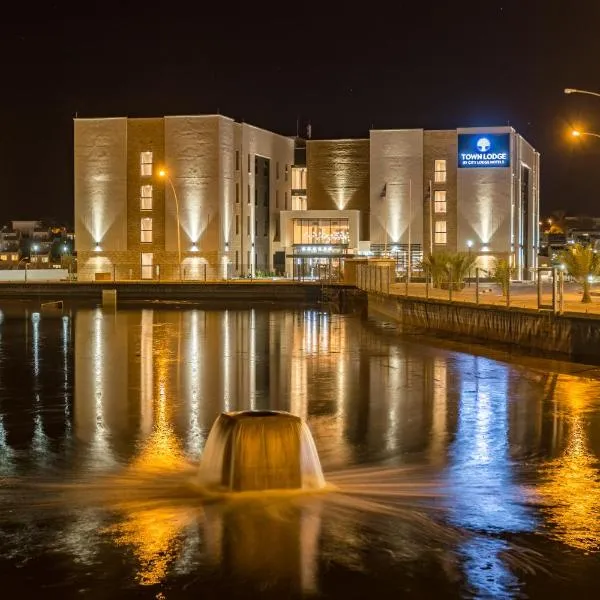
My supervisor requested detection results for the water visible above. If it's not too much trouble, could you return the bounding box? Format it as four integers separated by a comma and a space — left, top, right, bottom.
1, 304, 600, 598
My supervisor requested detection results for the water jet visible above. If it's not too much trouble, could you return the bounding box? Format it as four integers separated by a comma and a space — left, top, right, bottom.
199, 411, 325, 492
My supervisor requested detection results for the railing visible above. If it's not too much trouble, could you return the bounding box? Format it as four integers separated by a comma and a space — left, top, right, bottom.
356, 264, 599, 315
77, 263, 341, 283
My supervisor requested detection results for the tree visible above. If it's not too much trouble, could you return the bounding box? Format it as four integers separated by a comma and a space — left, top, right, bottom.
492, 258, 515, 297
421, 251, 477, 290
421, 250, 452, 287
558, 243, 600, 303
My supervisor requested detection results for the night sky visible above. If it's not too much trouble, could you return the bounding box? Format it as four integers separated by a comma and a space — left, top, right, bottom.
1, 1, 600, 226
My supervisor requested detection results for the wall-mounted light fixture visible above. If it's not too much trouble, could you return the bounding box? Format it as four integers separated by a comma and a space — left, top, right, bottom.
94, 242, 102, 252
190, 244, 198, 252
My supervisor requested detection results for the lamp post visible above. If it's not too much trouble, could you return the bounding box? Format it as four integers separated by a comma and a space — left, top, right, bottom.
565, 88, 600, 99
467, 240, 473, 287
571, 129, 600, 140
158, 169, 182, 281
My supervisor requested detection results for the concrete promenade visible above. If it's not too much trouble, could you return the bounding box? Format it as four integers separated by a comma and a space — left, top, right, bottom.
387, 281, 600, 317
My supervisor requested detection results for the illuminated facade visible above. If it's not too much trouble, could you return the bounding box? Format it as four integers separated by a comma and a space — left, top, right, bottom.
75, 118, 539, 281
369, 126, 539, 280
74, 116, 294, 280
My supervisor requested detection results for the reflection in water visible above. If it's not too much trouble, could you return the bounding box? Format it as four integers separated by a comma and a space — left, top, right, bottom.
537, 376, 600, 551
3, 307, 600, 596
446, 355, 537, 598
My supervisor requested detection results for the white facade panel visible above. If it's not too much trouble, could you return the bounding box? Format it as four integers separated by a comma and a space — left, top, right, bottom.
74, 118, 127, 251
369, 130, 424, 247
164, 116, 230, 254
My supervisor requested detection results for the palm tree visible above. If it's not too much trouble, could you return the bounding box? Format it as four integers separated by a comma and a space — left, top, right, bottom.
492, 258, 515, 297
421, 250, 452, 287
421, 251, 477, 289
558, 243, 600, 303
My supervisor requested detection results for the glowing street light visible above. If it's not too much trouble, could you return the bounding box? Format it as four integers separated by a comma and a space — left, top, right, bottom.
571, 129, 600, 140
565, 88, 600, 99
158, 168, 182, 280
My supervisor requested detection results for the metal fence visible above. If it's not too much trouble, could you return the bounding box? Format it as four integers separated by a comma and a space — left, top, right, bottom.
355, 264, 592, 315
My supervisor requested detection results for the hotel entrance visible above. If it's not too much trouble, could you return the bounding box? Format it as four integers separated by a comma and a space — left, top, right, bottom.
291, 254, 345, 281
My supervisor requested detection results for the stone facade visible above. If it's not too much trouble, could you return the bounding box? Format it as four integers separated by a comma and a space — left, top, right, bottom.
306, 140, 370, 239
423, 130, 458, 254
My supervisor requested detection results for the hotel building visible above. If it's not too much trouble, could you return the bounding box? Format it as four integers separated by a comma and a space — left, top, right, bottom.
75, 117, 539, 281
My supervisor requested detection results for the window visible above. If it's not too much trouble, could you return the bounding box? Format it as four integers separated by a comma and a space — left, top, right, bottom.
275, 219, 280, 239
285, 164, 289, 182
255, 187, 258, 205
434, 190, 447, 213
434, 221, 447, 245
434, 159, 446, 183
0, 254, 7, 261
255, 219, 258, 236
140, 185, 153, 210
285, 191, 288, 210
141, 217, 153, 243
235, 250, 239, 270
292, 167, 307, 190
140, 151, 153, 177
264, 219, 268, 236
248, 154, 251, 173
276, 162, 280, 180
236, 215, 239, 235
236, 183, 240, 203
247, 184, 251, 204
141, 252, 153, 280
276, 190, 279, 209
247, 215, 250, 235
235, 150, 240, 170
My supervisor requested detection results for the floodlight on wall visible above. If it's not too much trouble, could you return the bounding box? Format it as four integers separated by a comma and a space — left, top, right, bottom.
190, 244, 198, 252
95, 242, 102, 252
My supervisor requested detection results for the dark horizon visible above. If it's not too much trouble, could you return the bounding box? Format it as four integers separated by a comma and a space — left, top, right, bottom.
2, 2, 600, 226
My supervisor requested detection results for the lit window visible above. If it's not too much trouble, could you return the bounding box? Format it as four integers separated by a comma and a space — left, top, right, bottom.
434, 190, 447, 213
292, 167, 307, 190
434, 221, 447, 244
42, 256, 49, 263
141, 252, 153, 279
434, 159, 447, 183
140, 152, 153, 177
0, 254, 7, 261
140, 185, 153, 210
141, 217, 153, 243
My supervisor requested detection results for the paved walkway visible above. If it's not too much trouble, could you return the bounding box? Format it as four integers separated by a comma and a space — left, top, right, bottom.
385, 282, 600, 316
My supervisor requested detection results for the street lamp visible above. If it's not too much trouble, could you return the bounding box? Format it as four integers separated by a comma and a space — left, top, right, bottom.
571, 129, 600, 140
565, 88, 600, 99
158, 168, 182, 281
466, 240, 473, 286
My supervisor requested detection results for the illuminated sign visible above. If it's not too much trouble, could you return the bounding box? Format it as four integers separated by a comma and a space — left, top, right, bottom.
458, 133, 510, 168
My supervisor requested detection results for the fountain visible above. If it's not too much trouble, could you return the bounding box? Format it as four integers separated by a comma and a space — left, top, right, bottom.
198, 411, 325, 492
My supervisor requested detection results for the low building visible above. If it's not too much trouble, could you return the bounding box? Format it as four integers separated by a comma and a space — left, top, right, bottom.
75, 115, 294, 281
74, 117, 539, 281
